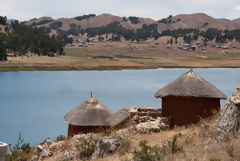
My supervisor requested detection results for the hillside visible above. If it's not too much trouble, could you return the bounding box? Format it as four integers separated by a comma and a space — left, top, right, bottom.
25, 14, 155, 33
24, 13, 240, 35
157, 13, 240, 32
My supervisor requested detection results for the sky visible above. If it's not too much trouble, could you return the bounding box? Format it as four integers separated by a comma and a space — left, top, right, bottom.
0, 0, 240, 21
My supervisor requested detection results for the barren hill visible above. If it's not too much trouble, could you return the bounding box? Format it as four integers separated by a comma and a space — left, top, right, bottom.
25, 14, 155, 32
24, 13, 240, 35
158, 13, 240, 32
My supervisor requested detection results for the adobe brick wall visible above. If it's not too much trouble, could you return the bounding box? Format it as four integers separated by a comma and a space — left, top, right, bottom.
162, 96, 220, 126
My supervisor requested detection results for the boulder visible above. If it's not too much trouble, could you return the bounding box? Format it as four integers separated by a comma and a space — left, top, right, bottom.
71, 133, 95, 142
205, 81, 240, 150
217, 86, 240, 133
0, 142, 8, 161
91, 136, 120, 159
49, 141, 64, 150
136, 121, 161, 133
44, 139, 52, 147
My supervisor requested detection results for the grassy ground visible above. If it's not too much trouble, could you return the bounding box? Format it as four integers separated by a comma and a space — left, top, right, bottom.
91, 115, 240, 161
1, 41, 240, 71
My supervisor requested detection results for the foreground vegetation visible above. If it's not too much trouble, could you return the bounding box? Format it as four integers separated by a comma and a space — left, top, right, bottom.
6, 114, 240, 161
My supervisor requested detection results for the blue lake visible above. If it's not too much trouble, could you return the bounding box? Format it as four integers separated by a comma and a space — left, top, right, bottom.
0, 68, 240, 146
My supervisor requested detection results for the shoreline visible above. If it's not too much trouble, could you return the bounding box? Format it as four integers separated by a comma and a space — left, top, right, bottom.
0, 65, 240, 72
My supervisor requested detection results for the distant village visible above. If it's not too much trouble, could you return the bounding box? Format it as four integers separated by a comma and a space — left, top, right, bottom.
65, 33, 240, 52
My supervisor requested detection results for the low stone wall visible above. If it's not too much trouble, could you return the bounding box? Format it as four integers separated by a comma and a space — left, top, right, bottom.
0, 142, 8, 161
129, 107, 162, 118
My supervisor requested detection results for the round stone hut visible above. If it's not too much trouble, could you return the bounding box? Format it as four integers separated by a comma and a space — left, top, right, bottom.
155, 69, 227, 126
64, 97, 113, 138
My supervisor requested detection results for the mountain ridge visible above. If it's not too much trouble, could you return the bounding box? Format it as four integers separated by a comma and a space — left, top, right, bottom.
24, 13, 240, 35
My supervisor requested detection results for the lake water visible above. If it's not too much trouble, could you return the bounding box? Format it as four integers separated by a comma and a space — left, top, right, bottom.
0, 68, 240, 147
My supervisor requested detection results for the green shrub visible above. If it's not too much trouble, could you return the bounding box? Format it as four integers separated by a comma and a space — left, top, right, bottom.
133, 140, 163, 161
101, 128, 112, 137
76, 137, 97, 160
226, 144, 234, 157
40, 137, 50, 145
56, 135, 66, 141
211, 109, 219, 115
168, 133, 183, 154
5, 132, 32, 161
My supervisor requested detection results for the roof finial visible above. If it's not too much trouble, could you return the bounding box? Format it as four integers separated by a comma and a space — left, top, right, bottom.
189, 68, 193, 73
91, 91, 93, 98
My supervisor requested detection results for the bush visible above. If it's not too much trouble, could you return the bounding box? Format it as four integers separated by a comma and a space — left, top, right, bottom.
101, 128, 112, 137
76, 137, 97, 160
226, 144, 234, 157
40, 137, 50, 145
133, 140, 163, 161
56, 135, 67, 141
128, 17, 140, 24
5, 132, 32, 161
168, 133, 183, 154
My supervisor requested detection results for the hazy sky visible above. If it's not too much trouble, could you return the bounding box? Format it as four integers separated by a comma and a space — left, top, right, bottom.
0, 0, 240, 21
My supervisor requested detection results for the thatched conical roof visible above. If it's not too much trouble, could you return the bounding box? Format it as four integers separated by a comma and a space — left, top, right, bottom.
106, 108, 130, 127
155, 69, 227, 99
64, 97, 113, 126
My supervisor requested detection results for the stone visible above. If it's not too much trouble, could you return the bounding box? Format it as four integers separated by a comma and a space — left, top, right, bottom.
206, 83, 240, 151
61, 151, 76, 160
135, 121, 161, 133
37, 145, 43, 155
0, 142, 8, 161
135, 117, 170, 133
44, 139, 52, 147
39, 149, 52, 158
204, 134, 225, 150
49, 141, 64, 150
116, 128, 128, 139
71, 133, 95, 142
217, 88, 240, 133
91, 136, 120, 159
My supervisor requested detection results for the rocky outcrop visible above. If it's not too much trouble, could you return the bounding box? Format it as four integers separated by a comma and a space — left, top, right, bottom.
217, 81, 240, 133
91, 136, 120, 159
134, 117, 170, 133
205, 81, 240, 150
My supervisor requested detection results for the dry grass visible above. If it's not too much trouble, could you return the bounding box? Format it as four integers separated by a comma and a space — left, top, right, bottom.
42, 115, 240, 161
92, 115, 240, 161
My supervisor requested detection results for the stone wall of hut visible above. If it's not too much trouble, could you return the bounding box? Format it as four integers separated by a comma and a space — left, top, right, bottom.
67, 124, 108, 138
162, 96, 220, 126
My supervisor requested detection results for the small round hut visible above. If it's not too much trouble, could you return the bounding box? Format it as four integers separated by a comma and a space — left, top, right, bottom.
64, 97, 113, 138
155, 69, 227, 126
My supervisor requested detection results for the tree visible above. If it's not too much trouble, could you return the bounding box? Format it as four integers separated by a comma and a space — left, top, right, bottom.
0, 33, 7, 61
128, 16, 140, 24
0, 16, 7, 25
174, 36, 178, 44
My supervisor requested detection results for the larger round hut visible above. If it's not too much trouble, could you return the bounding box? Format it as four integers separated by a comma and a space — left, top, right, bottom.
64, 97, 113, 138
155, 69, 227, 126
